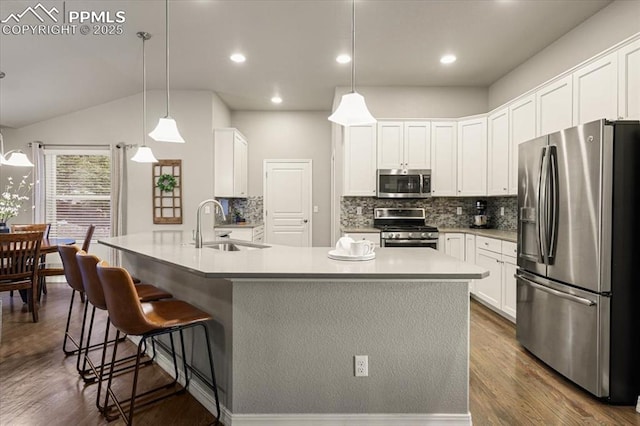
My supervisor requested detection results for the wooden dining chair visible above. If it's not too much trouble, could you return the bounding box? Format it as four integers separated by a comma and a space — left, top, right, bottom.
0, 232, 43, 322
10, 223, 56, 299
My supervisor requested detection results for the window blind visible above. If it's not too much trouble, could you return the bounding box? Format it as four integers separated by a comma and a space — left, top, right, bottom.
44, 149, 111, 240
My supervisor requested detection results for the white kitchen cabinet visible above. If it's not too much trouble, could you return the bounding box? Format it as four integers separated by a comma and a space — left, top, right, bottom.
457, 117, 487, 196
217, 225, 264, 243
537, 75, 573, 136
509, 94, 536, 195
465, 234, 476, 294
573, 52, 618, 125
475, 247, 502, 310
487, 108, 510, 196
342, 232, 381, 248
502, 254, 517, 319
214, 128, 248, 198
377, 121, 430, 169
618, 38, 640, 120
437, 234, 445, 253
474, 236, 517, 321
344, 125, 377, 196
444, 233, 465, 261
430, 121, 457, 196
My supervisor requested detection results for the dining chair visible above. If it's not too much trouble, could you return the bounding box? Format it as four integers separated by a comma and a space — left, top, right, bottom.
0, 232, 43, 322
96, 262, 220, 425
9, 224, 50, 299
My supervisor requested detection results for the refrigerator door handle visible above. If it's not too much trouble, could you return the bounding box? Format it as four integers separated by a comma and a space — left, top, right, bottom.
516, 273, 596, 306
537, 147, 549, 264
547, 146, 559, 262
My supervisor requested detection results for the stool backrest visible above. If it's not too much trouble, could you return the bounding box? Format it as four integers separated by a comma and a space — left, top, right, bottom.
75, 250, 107, 310
58, 245, 83, 293
96, 263, 157, 336
81, 225, 95, 252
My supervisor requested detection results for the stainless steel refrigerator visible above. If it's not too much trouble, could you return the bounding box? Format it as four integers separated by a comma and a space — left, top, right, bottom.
516, 119, 640, 404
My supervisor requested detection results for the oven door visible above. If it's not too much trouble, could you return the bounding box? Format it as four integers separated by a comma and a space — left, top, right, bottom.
382, 239, 438, 249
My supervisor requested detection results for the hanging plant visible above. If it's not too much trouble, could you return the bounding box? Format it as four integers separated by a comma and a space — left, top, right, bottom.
156, 173, 177, 192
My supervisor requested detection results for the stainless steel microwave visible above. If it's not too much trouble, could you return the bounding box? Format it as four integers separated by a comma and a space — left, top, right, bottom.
377, 169, 432, 198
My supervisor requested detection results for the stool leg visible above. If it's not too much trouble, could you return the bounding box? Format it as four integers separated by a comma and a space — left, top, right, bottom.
62, 290, 77, 355
200, 323, 221, 424
95, 318, 111, 413
104, 330, 121, 421
78, 305, 97, 382
179, 329, 190, 388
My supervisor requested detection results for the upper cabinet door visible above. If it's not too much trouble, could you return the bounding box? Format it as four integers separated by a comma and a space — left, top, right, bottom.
404, 121, 431, 169
457, 117, 487, 196
431, 121, 457, 196
509, 94, 536, 195
573, 52, 618, 125
537, 75, 573, 136
377, 121, 404, 169
344, 125, 377, 196
618, 39, 640, 120
487, 108, 509, 196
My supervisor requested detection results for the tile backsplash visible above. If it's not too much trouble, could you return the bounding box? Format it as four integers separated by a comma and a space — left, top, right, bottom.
341, 196, 517, 231
219, 196, 264, 224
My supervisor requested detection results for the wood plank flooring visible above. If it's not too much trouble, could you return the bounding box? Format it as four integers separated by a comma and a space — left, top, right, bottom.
1, 284, 639, 425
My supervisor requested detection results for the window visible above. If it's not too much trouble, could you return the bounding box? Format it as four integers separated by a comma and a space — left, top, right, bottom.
44, 149, 111, 240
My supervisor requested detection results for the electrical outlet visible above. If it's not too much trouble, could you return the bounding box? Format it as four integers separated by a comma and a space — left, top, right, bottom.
354, 355, 368, 377
204, 206, 211, 214
500, 207, 505, 216
456, 207, 462, 215
313, 205, 319, 213
356, 207, 363, 215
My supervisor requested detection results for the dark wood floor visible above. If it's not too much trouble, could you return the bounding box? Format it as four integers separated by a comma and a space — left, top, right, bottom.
1, 284, 639, 425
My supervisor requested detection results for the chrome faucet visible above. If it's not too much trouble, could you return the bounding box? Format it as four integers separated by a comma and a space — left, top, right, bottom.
195, 199, 226, 248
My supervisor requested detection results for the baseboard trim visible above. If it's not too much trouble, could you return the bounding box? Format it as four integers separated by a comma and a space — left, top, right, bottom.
148, 337, 471, 426
227, 413, 471, 426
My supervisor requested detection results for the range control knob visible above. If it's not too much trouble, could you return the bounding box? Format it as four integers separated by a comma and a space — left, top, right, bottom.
421, 232, 428, 238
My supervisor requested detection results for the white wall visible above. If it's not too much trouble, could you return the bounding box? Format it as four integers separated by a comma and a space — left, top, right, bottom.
230, 111, 332, 247
3, 90, 230, 236
489, 0, 640, 109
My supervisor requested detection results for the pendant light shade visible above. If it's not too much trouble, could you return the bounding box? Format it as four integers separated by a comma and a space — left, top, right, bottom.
328, 0, 376, 127
132, 31, 158, 163
131, 146, 159, 163
149, 0, 185, 143
328, 92, 376, 126
148, 117, 184, 143
1, 151, 35, 167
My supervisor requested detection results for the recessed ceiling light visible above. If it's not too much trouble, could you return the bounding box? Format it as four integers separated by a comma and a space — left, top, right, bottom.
336, 54, 351, 64
271, 96, 283, 104
230, 53, 246, 63
440, 54, 457, 64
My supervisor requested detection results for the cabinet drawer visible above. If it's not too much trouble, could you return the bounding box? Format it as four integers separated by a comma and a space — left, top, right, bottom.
476, 236, 501, 253
502, 241, 517, 257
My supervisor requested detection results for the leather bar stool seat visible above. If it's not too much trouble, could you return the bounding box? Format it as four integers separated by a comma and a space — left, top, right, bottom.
96, 263, 220, 425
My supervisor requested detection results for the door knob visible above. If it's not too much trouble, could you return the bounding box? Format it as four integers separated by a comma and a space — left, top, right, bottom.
303, 219, 308, 223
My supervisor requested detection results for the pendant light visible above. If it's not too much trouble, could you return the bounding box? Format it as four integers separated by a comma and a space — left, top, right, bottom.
148, 0, 185, 143
0, 72, 34, 167
131, 32, 159, 163
328, 0, 376, 126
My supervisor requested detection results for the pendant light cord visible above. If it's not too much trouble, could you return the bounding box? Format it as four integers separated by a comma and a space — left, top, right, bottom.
142, 34, 147, 145
165, 0, 171, 117
351, 0, 355, 93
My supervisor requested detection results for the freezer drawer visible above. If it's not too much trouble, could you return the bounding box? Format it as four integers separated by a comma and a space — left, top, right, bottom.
516, 272, 610, 398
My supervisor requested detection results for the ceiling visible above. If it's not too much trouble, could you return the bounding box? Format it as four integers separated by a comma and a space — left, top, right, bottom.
0, 0, 612, 128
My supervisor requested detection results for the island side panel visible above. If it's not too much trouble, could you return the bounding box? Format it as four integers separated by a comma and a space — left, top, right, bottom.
121, 253, 234, 410
231, 279, 469, 415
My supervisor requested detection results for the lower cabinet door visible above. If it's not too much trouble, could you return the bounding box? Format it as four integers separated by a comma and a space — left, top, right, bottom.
475, 249, 502, 310
502, 256, 517, 318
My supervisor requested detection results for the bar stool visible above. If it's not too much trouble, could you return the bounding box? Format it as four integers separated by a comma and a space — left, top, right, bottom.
75, 250, 173, 412
96, 262, 220, 425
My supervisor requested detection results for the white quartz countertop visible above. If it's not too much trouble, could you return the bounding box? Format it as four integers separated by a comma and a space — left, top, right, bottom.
99, 231, 488, 280
215, 223, 263, 228
439, 228, 517, 242
341, 227, 381, 233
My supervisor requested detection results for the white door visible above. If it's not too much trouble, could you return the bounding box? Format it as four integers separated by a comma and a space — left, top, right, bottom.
509, 94, 536, 195
487, 108, 509, 195
430, 121, 457, 196
457, 117, 487, 196
343, 125, 377, 196
444, 233, 465, 261
475, 249, 502, 310
264, 160, 312, 247
404, 121, 431, 169
377, 121, 404, 169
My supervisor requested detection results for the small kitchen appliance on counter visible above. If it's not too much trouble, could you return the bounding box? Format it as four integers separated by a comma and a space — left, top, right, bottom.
471, 199, 489, 228
373, 208, 439, 249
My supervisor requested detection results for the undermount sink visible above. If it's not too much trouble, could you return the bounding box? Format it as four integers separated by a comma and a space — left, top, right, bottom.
190, 239, 270, 251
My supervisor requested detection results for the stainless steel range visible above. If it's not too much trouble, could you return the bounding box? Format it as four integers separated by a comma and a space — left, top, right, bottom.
373, 208, 439, 249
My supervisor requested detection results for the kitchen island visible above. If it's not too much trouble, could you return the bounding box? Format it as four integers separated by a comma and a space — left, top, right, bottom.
99, 231, 487, 426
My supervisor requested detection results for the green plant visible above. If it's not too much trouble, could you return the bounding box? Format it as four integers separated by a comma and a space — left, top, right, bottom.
0, 174, 32, 222
156, 173, 177, 192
